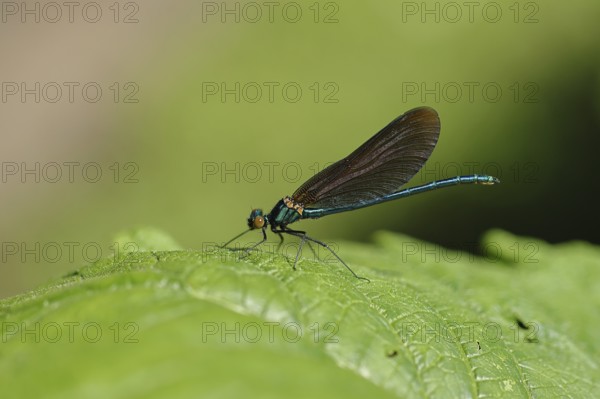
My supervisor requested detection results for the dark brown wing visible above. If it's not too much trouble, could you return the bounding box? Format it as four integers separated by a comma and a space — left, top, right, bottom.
292, 107, 440, 209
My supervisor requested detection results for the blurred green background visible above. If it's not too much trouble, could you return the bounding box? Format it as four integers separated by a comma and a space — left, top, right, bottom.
1, 1, 599, 298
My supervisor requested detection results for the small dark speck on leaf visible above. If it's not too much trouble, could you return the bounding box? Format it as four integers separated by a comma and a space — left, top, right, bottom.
386, 350, 398, 358
516, 317, 530, 330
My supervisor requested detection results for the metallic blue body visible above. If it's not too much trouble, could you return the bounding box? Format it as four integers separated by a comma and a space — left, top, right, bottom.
301, 174, 498, 219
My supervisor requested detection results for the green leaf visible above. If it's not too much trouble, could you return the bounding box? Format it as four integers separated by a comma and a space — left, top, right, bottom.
1, 228, 599, 398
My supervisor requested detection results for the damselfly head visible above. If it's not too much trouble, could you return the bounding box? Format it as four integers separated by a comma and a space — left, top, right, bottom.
248, 209, 266, 229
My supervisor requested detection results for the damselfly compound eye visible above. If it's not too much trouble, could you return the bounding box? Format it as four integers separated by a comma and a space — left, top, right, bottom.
252, 216, 265, 229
